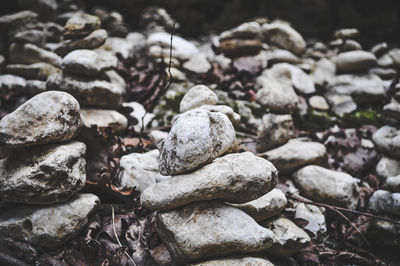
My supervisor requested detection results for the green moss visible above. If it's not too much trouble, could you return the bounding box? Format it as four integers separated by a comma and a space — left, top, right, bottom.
340, 108, 383, 127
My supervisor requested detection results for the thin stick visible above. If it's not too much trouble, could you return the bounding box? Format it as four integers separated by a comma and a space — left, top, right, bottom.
112, 206, 137, 266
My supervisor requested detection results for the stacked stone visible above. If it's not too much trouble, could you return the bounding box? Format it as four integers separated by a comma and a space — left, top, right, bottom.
139, 85, 310, 265
0, 90, 99, 249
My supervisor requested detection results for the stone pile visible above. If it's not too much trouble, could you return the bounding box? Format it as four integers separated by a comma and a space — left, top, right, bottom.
0, 90, 99, 249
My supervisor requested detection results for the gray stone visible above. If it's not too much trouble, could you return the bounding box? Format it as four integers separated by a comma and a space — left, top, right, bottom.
80, 109, 127, 134
311, 58, 336, 86
159, 108, 236, 175
377, 54, 395, 68
372, 126, 400, 159
0, 193, 99, 249
179, 85, 218, 113
0, 141, 86, 204
6, 62, 60, 80
266, 49, 301, 66
369, 190, 400, 216
292, 165, 360, 209
309, 96, 329, 111
219, 22, 262, 41
256, 113, 295, 153
0, 74, 26, 91
369, 67, 396, 80
142, 152, 277, 211
256, 82, 298, 113
230, 188, 287, 222
99, 34, 146, 59
326, 94, 357, 117
387, 176, 400, 193
9, 42, 62, 66
63, 12, 101, 39
389, 48, 400, 66
334, 28, 359, 39
156, 200, 275, 264
55, 29, 108, 56
188, 257, 274, 266
183, 53, 211, 74
376, 156, 400, 179
122, 101, 155, 132
12, 29, 46, 47
262, 22, 306, 54
260, 138, 327, 175
199, 105, 241, 125
335, 51, 377, 72
341, 40, 362, 52
260, 216, 311, 256
371, 43, 389, 57
149, 130, 168, 150
0, 91, 82, 147
295, 203, 326, 236
26, 80, 46, 95
0, 11, 38, 29
384, 99, 400, 121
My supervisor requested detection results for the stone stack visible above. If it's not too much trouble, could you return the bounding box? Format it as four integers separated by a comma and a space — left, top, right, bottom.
0, 90, 99, 249
139, 85, 310, 265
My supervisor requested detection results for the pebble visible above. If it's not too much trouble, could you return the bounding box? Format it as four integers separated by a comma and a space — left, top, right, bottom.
63, 12, 101, 39
12, 29, 46, 47
334, 28, 359, 39
183, 53, 211, 74
369, 190, 400, 216
0, 74, 26, 90
218, 38, 263, 57
266, 49, 301, 66
295, 203, 327, 235
179, 85, 218, 113
80, 109, 127, 133
6, 62, 60, 80
199, 105, 241, 125
309, 96, 329, 110
219, 21, 262, 41
262, 22, 306, 54
9, 42, 62, 66
55, 29, 108, 56
376, 157, 400, 179
148, 32, 198, 61
335, 50, 377, 72
372, 126, 400, 159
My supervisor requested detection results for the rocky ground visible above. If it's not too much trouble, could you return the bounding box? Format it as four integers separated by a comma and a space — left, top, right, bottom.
0, 2, 400, 266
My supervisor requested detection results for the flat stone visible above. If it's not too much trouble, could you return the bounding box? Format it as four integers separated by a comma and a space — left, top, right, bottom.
55, 29, 108, 56
369, 67, 396, 80
335, 51, 377, 72
80, 109, 127, 133
266, 49, 301, 66
260, 216, 311, 256
256, 113, 295, 153
100, 34, 146, 59
61, 49, 118, 77
387, 176, 400, 192
229, 188, 287, 222
371, 43, 389, 57
0, 74, 26, 91
11, 29, 46, 47
389, 48, 400, 66
159, 108, 236, 175
63, 12, 101, 39
218, 39, 262, 57
262, 22, 306, 54
326, 94, 357, 117
295, 203, 326, 236
0, 91, 82, 147
376, 156, 400, 179
142, 152, 277, 211
260, 138, 327, 175
292, 165, 360, 209
26, 80, 46, 95
0, 11, 38, 30
179, 85, 218, 113
334, 28, 359, 39
219, 22, 262, 41
341, 40, 362, 52
0, 141, 86, 204
309, 96, 329, 111
372, 126, 400, 159
0, 193, 99, 249
46, 72, 124, 108
148, 32, 198, 61
9, 42, 62, 66
183, 53, 211, 74
6, 63, 60, 80
188, 257, 274, 266
156, 200, 275, 264
369, 190, 400, 216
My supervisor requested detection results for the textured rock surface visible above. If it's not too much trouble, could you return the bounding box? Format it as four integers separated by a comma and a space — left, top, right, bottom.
0, 141, 86, 204
369, 190, 400, 216
199, 105, 241, 125
63, 12, 101, 39
141, 152, 277, 211
373, 126, 400, 159
55, 29, 108, 56
256, 80, 298, 113
188, 257, 275, 266
159, 108, 236, 175
156, 201, 275, 264
387, 176, 400, 192
376, 157, 400, 179
292, 165, 360, 209
80, 109, 127, 133
335, 50, 377, 72
0, 194, 99, 249
183, 53, 211, 74
295, 203, 327, 235
179, 85, 218, 113
0, 91, 82, 147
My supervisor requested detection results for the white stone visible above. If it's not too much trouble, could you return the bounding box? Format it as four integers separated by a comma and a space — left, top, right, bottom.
80, 109, 127, 134
179, 85, 218, 113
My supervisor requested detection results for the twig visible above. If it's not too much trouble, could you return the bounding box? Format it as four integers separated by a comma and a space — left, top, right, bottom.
112, 206, 137, 266
138, 111, 148, 147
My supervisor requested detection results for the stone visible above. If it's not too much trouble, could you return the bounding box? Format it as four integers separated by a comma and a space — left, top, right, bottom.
0, 91, 82, 147
11, 29, 46, 47
0, 141, 86, 204
334, 28, 359, 39
260, 138, 327, 175
0, 74, 26, 91
295, 203, 326, 236
156, 201, 275, 264
335, 51, 377, 72
256, 113, 295, 153
229, 188, 287, 222
387, 176, 400, 193
122, 101, 155, 132
219, 22, 262, 41
326, 94, 357, 117
149, 130, 168, 149
218, 39, 263, 57
26, 80, 46, 95
266, 49, 300, 66
159, 108, 236, 175
46, 72, 124, 108
341, 40, 362, 52
179, 85, 218, 113
17, 0, 57, 20
368, 219, 400, 247
372, 126, 400, 159
376, 157, 400, 179
142, 152, 277, 211
55, 29, 108, 56
377, 54, 395, 68
148, 32, 198, 61
43, 22, 63, 42
63, 12, 101, 39
183, 53, 211, 74
260, 216, 311, 256
199, 105, 241, 125
371, 42, 389, 57
0, 193, 99, 249
188, 257, 274, 266
9, 42, 62, 66
311, 58, 336, 86
292, 165, 360, 209
100, 34, 146, 59
389, 48, 400, 66
262, 22, 306, 54
61, 49, 118, 77
384, 100, 400, 121
0, 11, 38, 30
6, 63, 60, 80
256, 82, 298, 113
80, 109, 127, 134
369, 67, 396, 80
369, 190, 400, 216
309, 96, 329, 111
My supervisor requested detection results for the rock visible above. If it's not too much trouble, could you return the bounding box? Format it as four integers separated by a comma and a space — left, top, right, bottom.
387, 176, 400, 192
369, 67, 396, 80
256, 114, 295, 153
183, 53, 211, 74
384, 100, 400, 121
0, 91, 82, 147
80, 109, 127, 134
156, 200, 275, 264
0, 11, 38, 30
0, 55, 5, 73
122, 101, 155, 132
371, 42, 389, 57
334, 28, 359, 39
218, 39, 262, 57
6, 63, 60, 80
43, 22, 63, 42
312, 58, 336, 86
326, 94, 357, 117
0, 141, 86, 204
219, 22, 262, 41
260, 138, 327, 175
335, 51, 377, 72
377, 54, 395, 68
199, 105, 241, 125
389, 48, 400, 66
262, 22, 306, 54
63, 12, 101, 39
376, 157, 400, 179
229, 188, 287, 222
266, 49, 301, 66
309, 96, 329, 111
341, 40, 362, 52
188, 257, 274, 266
9, 42, 62, 66
260, 216, 311, 256
295, 203, 326, 235
256, 81, 298, 113
142, 152, 277, 211
141, 7, 177, 32
372, 126, 400, 159
26, 80, 46, 95
179, 85, 218, 113
61, 49, 118, 77
369, 190, 400, 216
369, 219, 400, 247
148, 32, 198, 61
100, 34, 146, 59
0, 74, 26, 91
11, 29, 46, 47
159, 108, 236, 175
292, 165, 360, 209
17, 0, 57, 20
149, 130, 168, 149
55, 29, 108, 56
46, 72, 124, 108
0, 193, 99, 249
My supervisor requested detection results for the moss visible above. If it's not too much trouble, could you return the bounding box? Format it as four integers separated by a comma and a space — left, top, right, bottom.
340, 108, 383, 127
